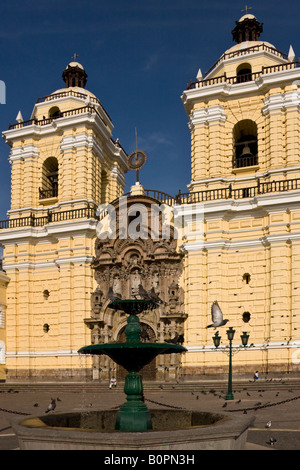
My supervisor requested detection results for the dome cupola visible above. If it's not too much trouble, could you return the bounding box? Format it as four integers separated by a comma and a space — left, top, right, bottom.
62, 58, 88, 88
232, 13, 263, 43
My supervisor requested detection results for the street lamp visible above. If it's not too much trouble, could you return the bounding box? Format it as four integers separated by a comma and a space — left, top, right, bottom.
212, 327, 249, 401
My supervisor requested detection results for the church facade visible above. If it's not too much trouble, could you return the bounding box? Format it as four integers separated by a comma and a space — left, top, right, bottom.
0, 13, 300, 381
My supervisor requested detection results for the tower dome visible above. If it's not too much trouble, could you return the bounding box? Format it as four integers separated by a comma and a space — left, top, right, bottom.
62, 61, 88, 88
232, 13, 263, 43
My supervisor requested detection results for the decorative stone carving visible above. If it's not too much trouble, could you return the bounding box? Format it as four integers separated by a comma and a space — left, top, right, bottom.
85, 194, 187, 381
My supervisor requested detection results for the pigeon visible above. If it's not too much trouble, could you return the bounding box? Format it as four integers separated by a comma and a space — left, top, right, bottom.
266, 420, 271, 428
148, 287, 163, 303
138, 284, 151, 300
107, 286, 121, 302
268, 437, 277, 446
45, 398, 56, 413
33, 403, 39, 407
206, 301, 229, 328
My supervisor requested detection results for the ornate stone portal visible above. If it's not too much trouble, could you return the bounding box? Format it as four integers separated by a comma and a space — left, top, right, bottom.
84, 194, 187, 381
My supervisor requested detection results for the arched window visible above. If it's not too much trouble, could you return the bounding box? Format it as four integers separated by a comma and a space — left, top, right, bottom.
48, 106, 61, 119
236, 63, 252, 83
39, 157, 59, 199
233, 120, 258, 168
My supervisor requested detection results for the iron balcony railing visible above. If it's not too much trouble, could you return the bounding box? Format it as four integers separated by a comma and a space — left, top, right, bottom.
0, 206, 99, 230
39, 187, 58, 200
175, 177, 300, 204
204, 43, 288, 77
187, 60, 300, 90
8, 105, 104, 130
35, 89, 112, 122
1, 178, 300, 230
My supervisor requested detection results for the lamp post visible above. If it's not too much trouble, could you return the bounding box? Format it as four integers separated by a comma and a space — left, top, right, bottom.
213, 328, 249, 401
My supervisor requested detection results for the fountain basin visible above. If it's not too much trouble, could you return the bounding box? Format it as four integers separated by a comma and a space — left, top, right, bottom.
78, 342, 186, 372
11, 409, 254, 450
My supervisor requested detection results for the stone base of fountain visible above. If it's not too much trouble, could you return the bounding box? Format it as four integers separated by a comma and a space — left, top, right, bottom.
11, 409, 254, 450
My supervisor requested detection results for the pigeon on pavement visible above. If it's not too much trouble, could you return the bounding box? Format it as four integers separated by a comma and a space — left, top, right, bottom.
207, 301, 229, 328
45, 398, 56, 413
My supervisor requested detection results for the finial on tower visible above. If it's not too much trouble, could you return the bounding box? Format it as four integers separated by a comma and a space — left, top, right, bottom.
62, 58, 88, 88
232, 10, 263, 43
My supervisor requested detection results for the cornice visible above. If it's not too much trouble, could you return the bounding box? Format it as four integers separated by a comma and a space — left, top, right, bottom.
9, 144, 39, 163
189, 105, 226, 129
182, 68, 300, 111
0, 218, 98, 245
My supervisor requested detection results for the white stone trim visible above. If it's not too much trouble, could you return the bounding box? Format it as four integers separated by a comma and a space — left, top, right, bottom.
3, 255, 94, 271
9, 144, 39, 163
187, 340, 300, 353
0, 218, 98, 245
110, 165, 126, 187
188, 165, 300, 190
60, 132, 104, 161
262, 90, 300, 115
189, 105, 226, 128
6, 349, 80, 358
182, 68, 300, 106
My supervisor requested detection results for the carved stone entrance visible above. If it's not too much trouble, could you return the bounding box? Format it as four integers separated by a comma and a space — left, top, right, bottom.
84, 193, 187, 381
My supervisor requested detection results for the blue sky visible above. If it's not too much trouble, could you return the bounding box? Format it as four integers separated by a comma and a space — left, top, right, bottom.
0, 0, 300, 220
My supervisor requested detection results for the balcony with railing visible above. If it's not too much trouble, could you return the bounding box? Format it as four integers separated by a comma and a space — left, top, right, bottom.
8, 105, 105, 130
35, 89, 112, 122
187, 60, 300, 90
175, 177, 300, 204
39, 187, 58, 200
1, 178, 300, 231
204, 43, 288, 77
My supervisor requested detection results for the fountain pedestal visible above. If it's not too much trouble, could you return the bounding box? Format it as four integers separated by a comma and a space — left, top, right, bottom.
116, 371, 152, 431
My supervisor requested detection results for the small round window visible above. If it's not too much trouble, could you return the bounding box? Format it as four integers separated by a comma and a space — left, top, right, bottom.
242, 312, 251, 323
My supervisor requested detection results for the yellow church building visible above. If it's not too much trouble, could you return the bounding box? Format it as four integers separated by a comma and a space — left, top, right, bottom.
0, 12, 300, 381
179, 13, 300, 377
0, 61, 128, 379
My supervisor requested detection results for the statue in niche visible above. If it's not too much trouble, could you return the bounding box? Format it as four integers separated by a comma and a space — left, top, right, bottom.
151, 272, 159, 290
130, 269, 141, 298
113, 274, 122, 298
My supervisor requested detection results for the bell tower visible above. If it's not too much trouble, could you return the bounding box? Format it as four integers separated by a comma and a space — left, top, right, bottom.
0, 61, 128, 380
179, 12, 300, 377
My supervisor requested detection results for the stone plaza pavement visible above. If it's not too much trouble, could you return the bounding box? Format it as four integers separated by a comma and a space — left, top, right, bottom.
0, 377, 299, 451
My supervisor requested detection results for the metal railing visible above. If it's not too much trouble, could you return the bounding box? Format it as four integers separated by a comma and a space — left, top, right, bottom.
8, 105, 104, 130
39, 187, 58, 200
233, 154, 258, 169
1, 178, 300, 230
204, 43, 289, 77
0, 206, 98, 230
36, 89, 112, 122
187, 61, 300, 90
175, 177, 300, 204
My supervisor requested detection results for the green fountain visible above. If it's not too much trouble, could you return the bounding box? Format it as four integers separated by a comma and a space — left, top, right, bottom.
11, 298, 255, 450
78, 298, 187, 431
